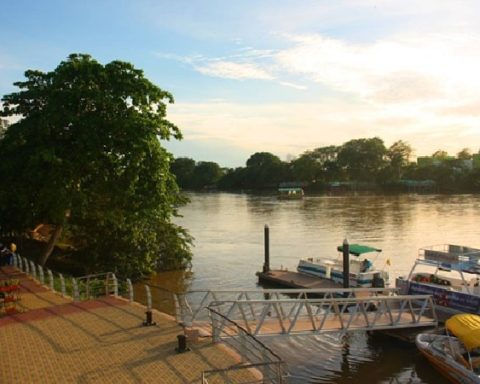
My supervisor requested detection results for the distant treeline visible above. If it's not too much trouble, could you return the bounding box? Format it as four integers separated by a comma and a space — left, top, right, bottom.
170, 137, 480, 193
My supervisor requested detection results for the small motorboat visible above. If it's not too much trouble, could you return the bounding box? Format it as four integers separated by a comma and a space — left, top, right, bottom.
297, 243, 390, 288
416, 313, 480, 383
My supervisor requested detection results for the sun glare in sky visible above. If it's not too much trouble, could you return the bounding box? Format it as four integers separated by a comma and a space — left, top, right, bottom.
1, 1, 479, 166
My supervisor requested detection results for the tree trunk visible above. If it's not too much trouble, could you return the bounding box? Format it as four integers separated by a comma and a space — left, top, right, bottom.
40, 224, 63, 266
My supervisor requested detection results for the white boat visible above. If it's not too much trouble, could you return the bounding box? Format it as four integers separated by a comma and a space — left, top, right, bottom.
396, 244, 480, 318
297, 243, 390, 288
416, 313, 480, 383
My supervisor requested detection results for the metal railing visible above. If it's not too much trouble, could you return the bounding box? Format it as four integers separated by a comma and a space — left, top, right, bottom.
10, 253, 134, 302
205, 294, 437, 337
202, 307, 288, 384
174, 287, 399, 326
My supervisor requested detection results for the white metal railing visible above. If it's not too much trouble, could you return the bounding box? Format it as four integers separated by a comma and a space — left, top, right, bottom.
11, 254, 134, 302
202, 307, 288, 384
174, 288, 399, 326
205, 294, 437, 337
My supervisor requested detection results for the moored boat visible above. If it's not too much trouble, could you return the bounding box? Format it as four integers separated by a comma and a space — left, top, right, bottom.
297, 243, 390, 288
277, 187, 304, 200
416, 313, 480, 383
396, 244, 480, 319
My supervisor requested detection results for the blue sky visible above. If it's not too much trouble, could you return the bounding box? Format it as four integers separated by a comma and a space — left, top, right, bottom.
1, 1, 480, 167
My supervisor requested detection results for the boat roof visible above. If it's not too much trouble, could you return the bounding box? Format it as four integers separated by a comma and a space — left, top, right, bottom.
278, 187, 303, 192
446, 314, 480, 351
415, 244, 480, 275
336, 244, 382, 256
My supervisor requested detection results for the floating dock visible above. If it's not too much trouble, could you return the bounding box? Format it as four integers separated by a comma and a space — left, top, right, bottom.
257, 269, 342, 289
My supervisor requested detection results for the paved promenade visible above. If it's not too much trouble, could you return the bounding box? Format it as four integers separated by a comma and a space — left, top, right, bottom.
0, 265, 255, 383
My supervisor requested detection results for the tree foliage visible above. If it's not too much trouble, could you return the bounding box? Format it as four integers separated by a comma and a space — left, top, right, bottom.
0, 54, 192, 277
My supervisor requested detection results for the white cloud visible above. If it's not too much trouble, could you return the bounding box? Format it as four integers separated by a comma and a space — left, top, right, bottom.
168, 99, 479, 162
194, 60, 274, 80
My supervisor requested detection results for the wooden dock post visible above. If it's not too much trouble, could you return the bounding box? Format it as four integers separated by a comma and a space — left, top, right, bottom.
263, 224, 270, 273
343, 238, 349, 289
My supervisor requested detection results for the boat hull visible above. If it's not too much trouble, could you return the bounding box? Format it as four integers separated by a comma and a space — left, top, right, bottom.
298, 260, 386, 288
396, 278, 480, 318
416, 334, 480, 384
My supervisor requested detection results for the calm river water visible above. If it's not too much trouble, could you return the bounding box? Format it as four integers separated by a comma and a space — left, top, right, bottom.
147, 192, 480, 384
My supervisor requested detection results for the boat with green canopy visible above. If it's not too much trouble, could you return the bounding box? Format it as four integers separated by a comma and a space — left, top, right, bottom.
297, 243, 390, 288
416, 313, 480, 383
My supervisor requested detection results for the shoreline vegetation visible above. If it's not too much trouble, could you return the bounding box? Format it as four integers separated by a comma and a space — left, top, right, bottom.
0, 54, 192, 280
171, 139, 480, 194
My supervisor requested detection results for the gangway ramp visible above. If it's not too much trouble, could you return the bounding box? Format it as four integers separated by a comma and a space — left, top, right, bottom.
174, 288, 438, 338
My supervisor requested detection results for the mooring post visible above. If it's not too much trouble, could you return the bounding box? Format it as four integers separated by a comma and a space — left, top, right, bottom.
263, 224, 270, 273
343, 238, 350, 289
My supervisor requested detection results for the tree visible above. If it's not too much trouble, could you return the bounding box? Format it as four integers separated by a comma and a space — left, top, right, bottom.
457, 148, 472, 160
337, 138, 387, 182
171, 157, 196, 188
0, 54, 192, 277
386, 140, 413, 180
245, 152, 286, 188
191, 161, 224, 189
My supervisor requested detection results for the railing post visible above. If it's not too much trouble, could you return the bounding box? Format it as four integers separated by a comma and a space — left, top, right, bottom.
72, 278, 79, 301
38, 265, 45, 284
59, 273, 66, 296
30, 261, 36, 279
24, 257, 29, 274
111, 273, 118, 296
143, 285, 156, 326
16, 255, 22, 270
126, 279, 134, 302
47, 269, 55, 291
211, 312, 220, 343
12, 253, 18, 267
239, 329, 247, 363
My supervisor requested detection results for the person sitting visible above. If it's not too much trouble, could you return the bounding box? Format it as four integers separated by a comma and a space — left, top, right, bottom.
361, 258, 372, 272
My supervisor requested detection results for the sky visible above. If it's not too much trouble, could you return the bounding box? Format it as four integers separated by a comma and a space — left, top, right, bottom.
1, 1, 480, 167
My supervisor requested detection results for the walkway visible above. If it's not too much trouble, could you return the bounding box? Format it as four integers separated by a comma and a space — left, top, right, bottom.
0, 266, 257, 383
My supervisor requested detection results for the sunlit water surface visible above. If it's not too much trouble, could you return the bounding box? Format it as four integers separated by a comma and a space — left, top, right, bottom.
144, 192, 480, 384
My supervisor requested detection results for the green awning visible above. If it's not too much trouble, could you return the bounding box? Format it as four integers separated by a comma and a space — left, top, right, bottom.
336, 244, 382, 256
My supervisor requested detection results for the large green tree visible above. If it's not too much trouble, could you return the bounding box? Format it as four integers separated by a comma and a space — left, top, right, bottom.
0, 54, 192, 277
337, 137, 387, 182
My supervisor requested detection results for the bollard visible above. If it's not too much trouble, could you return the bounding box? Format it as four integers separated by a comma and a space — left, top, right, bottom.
175, 334, 190, 353
143, 285, 156, 326
342, 238, 350, 289
263, 224, 270, 273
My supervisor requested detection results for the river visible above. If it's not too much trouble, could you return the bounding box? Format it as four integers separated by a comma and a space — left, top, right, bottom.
145, 192, 480, 383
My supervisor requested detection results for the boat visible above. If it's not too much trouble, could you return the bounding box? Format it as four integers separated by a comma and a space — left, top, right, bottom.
277, 187, 304, 200
396, 244, 480, 319
416, 313, 480, 383
297, 243, 390, 288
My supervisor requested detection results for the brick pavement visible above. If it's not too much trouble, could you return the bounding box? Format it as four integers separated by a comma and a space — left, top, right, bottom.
0, 266, 257, 383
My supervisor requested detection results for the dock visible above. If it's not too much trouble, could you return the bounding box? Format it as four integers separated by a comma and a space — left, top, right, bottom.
257, 269, 343, 289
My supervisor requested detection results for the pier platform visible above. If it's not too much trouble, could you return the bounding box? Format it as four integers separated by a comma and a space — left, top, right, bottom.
0, 265, 257, 383
257, 269, 342, 289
